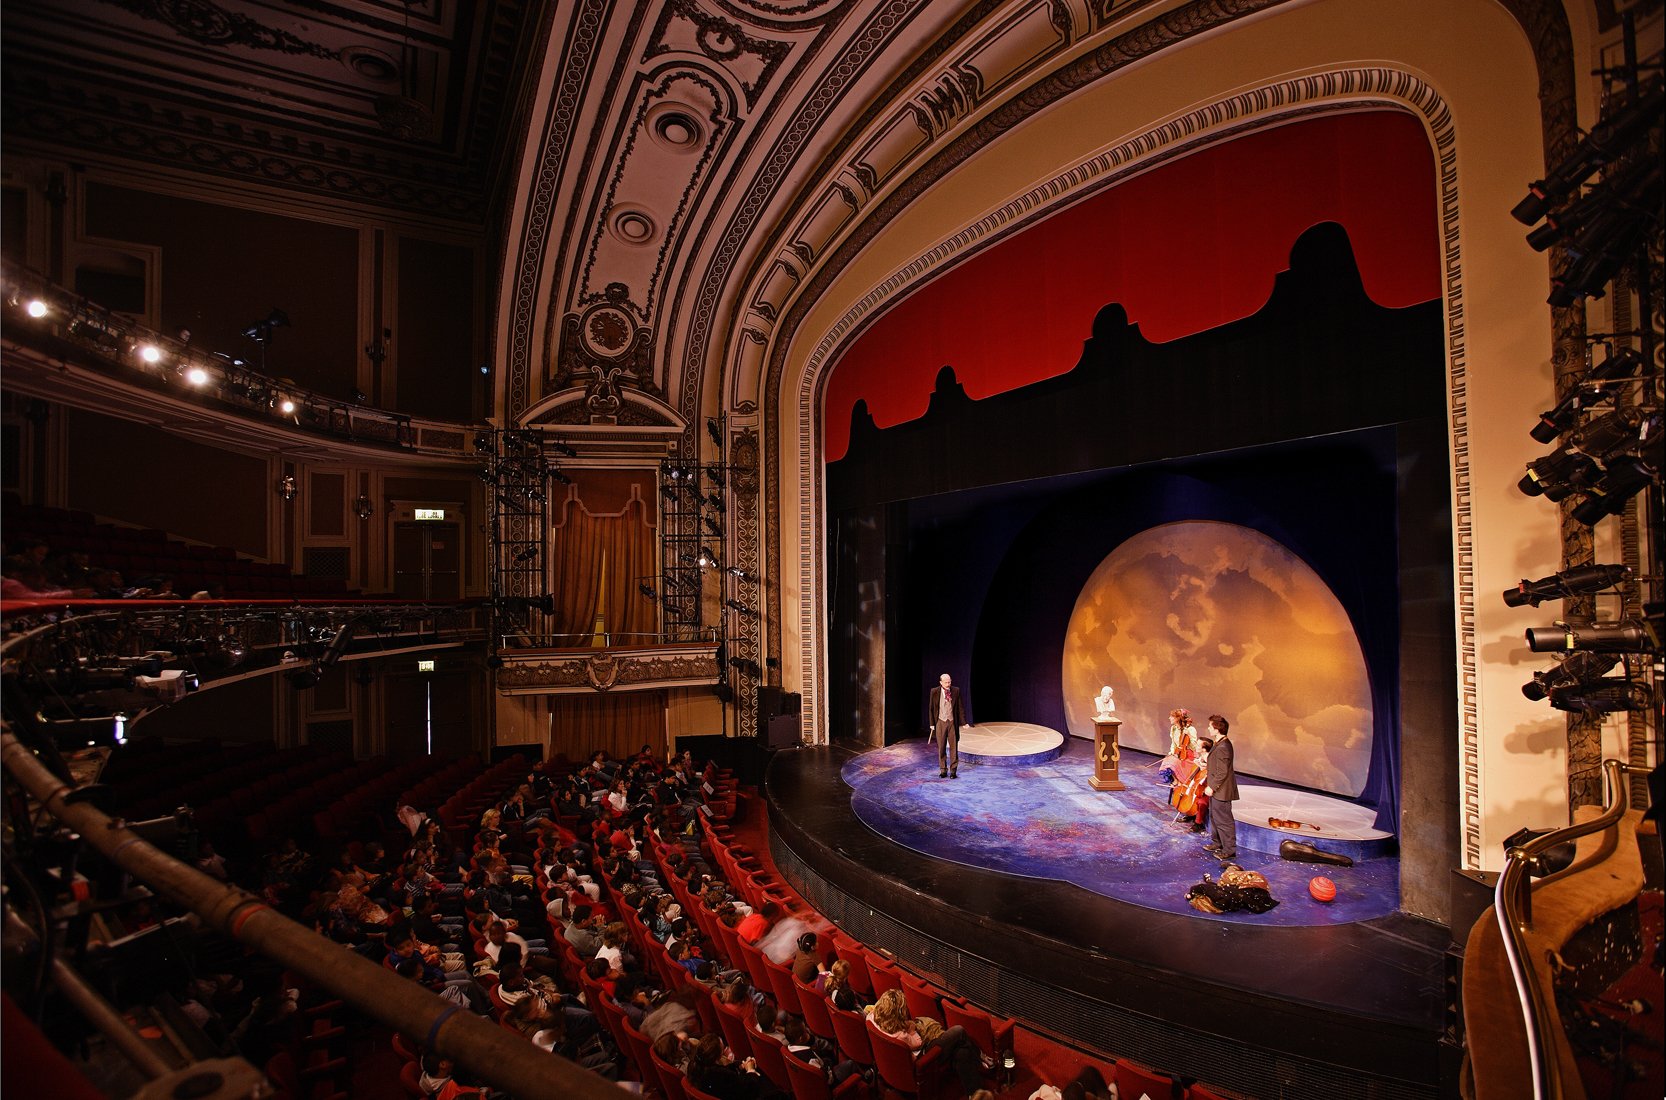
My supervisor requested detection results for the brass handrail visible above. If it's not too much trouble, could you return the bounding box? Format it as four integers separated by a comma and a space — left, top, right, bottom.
0, 729, 621, 1100
1494, 757, 1651, 1100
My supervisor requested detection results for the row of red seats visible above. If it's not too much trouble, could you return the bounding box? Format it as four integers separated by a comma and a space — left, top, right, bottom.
4, 501, 353, 599
692, 805, 1246, 1100
311, 755, 476, 846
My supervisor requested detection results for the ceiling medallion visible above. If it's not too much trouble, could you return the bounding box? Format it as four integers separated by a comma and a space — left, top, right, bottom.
648, 106, 704, 150
580, 303, 639, 359
611, 207, 658, 245
342, 45, 400, 84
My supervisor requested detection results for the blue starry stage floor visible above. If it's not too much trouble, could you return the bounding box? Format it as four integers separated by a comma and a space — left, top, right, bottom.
762, 742, 1452, 1100
843, 737, 1397, 928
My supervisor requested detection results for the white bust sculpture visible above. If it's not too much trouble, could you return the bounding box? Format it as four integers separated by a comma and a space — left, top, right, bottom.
1094, 685, 1116, 718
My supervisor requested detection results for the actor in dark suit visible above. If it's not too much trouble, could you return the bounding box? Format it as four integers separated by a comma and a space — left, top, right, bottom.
1203, 714, 1239, 861
928, 672, 967, 778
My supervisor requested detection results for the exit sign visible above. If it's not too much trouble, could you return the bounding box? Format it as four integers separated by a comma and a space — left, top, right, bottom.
414, 508, 446, 521
417, 660, 436, 672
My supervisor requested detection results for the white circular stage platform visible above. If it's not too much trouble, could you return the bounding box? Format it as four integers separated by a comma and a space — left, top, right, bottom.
957, 722, 1066, 766
1235, 783, 1396, 859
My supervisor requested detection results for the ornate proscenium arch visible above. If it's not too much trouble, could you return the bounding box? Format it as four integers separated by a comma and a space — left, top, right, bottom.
777, 67, 1480, 854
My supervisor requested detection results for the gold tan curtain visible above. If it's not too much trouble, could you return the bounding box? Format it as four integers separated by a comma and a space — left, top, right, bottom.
548, 494, 657, 643
546, 691, 665, 762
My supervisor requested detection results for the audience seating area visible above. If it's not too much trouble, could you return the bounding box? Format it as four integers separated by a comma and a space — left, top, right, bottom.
73, 738, 1248, 1100
3, 500, 354, 599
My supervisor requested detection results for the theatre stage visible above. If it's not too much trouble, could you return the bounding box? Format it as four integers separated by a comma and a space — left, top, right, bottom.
763, 742, 1451, 1100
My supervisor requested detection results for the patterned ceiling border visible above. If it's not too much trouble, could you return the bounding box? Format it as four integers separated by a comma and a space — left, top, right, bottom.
505, 0, 614, 421
2, 98, 483, 221
1, 0, 543, 225
784, 72, 1467, 801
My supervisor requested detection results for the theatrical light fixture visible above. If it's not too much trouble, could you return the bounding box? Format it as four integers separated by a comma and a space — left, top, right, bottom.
279, 398, 297, 415
549, 469, 573, 485
724, 598, 754, 616
551, 441, 577, 458
695, 547, 716, 568
1525, 612, 1662, 654
138, 343, 162, 364
1570, 453, 1658, 525
1510, 78, 1664, 226
702, 515, 724, 538
1522, 650, 1620, 700
185, 366, 210, 386
704, 464, 726, 489
1503, 563, 1630, 608
26, 299, 48, 318
276, 474, 297, 501
639, 583, 656, 600
1546, 678, 1654, 714
1518, 407, 1651, 500
1530, 347, 1645, 442
706, 418, 723, 447
354, 495, 375, 520
726, 567, 750, 580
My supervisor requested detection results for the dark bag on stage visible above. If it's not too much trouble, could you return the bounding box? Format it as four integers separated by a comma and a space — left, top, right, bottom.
1185, 873, 1278, 915
1278, 839, 1354, 867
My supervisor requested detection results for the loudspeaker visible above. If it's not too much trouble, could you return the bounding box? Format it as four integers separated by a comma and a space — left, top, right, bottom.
767, 714, 801, 749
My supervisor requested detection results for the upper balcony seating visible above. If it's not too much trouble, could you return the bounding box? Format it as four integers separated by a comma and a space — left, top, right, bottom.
3, 499, 355, 599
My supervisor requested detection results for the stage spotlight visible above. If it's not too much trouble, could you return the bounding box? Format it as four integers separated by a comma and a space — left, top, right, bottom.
185, 366, 210, 386
1571, 454, 1657, 525
1510, 78, 1663, 225
703, 515, 724, 538
706, 418, 723, 446
1518, 407, 1649, 499
352, 390, 369, 404
1525, 156, 1661, 253
696, 548, 716, 568
1530, 347, 1644, 442
1503, 563, 1630, 608
1547, 678, 1653, 715
1525, 613, 1661, 654
279, 397, 297, 415
26, 299, 48, 319
726, 567, 750, 581
479, 363, 490, 375
639, 583, 656, 600
705, 464, 726, 489
1522, 651, 1620, 700
474, 431, 494, 452
549, 469, 572, 485
660, 483, 678, 501
724, 598, 754, 616
138, 343, 162, 364
551, 441, 577, 458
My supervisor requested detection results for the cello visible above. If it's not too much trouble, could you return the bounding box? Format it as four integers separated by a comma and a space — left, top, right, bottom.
1171, 754, 1209, 823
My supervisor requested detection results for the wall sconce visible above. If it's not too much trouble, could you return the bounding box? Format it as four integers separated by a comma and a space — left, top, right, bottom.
354, 495, 375, 520
277, 474, 297, 501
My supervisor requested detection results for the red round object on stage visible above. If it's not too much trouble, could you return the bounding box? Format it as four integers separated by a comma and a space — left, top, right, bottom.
1309, 876, 1337, 903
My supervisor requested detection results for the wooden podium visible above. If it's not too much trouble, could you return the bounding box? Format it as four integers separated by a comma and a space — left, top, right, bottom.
1090, 717, 1126, 791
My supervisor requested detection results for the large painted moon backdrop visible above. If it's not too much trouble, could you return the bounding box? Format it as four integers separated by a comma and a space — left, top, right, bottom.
1062, 521, 1373, 797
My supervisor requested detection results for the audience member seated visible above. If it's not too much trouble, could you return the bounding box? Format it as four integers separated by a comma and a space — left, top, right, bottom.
871, 988, 986, 1097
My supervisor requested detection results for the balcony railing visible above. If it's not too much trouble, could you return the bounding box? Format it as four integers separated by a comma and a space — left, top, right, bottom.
1, 261, 480, 460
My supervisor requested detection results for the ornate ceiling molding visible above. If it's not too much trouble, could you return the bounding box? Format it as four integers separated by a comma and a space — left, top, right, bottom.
0, 0, 548, 226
